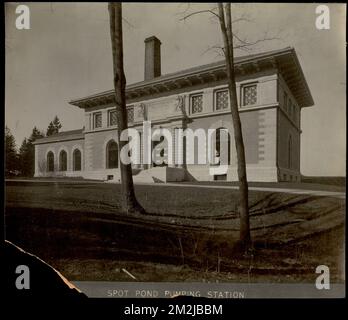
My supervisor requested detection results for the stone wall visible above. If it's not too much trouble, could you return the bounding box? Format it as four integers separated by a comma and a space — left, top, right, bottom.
277, 74, 302, 182
34, 67, 301, 183
34, 138, 84, 177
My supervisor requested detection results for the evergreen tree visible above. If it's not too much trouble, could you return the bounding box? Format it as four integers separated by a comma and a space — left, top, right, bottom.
29, 126, 45, 143
5, 126, 18, 177
19, 138, 31, 176
46, 116, 62, 136
19, 127, 44, 177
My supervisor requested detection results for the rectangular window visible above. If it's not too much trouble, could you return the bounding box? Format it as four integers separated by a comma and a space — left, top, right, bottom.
288, 99, 292, 117
108, 109, 117, 126
191, 94, 203, 114
283, 92, 288, 111
215, 90, 229, 111
127, 107, 134, 123
93, 112, 102, 129
214, 174, 227, 181
242, 84, 257, 106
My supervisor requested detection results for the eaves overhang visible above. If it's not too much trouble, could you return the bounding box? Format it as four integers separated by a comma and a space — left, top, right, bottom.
69, 47, 314, 109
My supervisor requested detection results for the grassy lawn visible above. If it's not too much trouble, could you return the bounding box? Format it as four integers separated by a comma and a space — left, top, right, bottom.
5, 180, 345, 283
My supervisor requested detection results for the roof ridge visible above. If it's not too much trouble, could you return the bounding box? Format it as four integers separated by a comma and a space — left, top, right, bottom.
33, 128, 84, 144
53, 128, 84, 135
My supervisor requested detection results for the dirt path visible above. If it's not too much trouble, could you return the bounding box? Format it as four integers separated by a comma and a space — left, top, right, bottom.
132, 182, 346, 199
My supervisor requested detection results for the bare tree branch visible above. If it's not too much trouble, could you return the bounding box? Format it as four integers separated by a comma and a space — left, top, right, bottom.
179, 9, 220, 21
232, 30, 281, 50
175, 3, 191, 17
201, 44, 224, 57
178, 4, 280, 53
122, 16, 135, 29
232, 32, 251, 46
234, 45, 254, 53
237, 37, 280, 48
201, 42, 258, 57
232, 12, 253, 24
179, 5, 251, 26
232, 17, 251, 24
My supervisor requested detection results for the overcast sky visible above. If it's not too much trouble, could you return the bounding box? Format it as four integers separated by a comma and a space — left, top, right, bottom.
5, 3, 346, 176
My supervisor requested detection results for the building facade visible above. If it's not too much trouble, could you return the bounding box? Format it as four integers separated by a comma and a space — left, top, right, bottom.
34, 36, 314, 183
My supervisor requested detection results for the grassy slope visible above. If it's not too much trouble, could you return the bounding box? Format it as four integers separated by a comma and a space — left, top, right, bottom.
5, 181, 345, 282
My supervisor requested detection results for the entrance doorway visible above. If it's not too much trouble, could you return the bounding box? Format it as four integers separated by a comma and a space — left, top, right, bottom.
152, 135, 168, 167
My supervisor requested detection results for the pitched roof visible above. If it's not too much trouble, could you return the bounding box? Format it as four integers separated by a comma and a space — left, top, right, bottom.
69, 47, 314, 109
33, 129, 84, 145
126, 47, 289, 89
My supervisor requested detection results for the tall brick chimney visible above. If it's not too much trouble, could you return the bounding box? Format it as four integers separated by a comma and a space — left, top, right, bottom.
144, 36, 161, 81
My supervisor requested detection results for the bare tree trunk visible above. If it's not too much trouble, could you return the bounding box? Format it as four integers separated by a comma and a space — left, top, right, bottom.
218, 3, 251, 251
108, 3, 145, 214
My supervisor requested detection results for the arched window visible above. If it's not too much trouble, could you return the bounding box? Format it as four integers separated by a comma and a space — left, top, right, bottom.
59, 150, 67, 171
216, 127, 231, 165
106, 140, 118, 169
288, 135, 292, 169
152, 135, 167, 167
47, 151, 54, 172
73, 149, 81, 171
